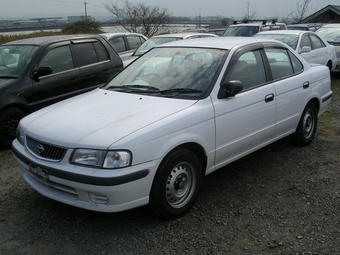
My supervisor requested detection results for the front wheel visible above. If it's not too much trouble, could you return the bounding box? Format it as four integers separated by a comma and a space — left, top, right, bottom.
0, 108, 26, 149
291, 102, 317, 146
149, 148, 203, 219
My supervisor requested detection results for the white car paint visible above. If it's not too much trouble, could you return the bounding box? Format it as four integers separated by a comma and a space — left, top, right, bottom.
254, 30, 337, 71
12, 37, 332, 217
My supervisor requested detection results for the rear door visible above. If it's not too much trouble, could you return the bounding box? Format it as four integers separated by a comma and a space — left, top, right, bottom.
72, 39, 112, 91
263, 46, 310, 139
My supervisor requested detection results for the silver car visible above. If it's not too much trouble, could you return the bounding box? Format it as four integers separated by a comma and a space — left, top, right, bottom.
123, 33, 218, 66
13, 37, 332, 219
100, 32, 148, 63
254, 30, 337, 71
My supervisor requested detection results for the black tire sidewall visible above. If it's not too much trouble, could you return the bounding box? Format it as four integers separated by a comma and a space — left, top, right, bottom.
0, 108, 25, 148
149, 148, 203, 219
291, 102, 317, 146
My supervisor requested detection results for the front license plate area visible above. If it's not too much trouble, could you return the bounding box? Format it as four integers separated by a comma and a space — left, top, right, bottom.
29, 163, 49, 180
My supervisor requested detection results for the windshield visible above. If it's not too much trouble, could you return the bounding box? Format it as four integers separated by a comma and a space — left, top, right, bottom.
0, 45, 38, 78
134, 37, 182, 56
222, 26, 259, 37
316, 27, 340, 43
105, 47, 227, 99
254, 34, 299, 49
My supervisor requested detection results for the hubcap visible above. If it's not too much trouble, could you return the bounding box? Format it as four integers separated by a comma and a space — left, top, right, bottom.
4, 117, 20, 140
166, 162, 196, 208
303, 109, 314, 139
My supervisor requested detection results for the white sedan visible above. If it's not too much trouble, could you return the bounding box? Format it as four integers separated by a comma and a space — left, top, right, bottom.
12, 37, 332, 219
254, 30, 337, 71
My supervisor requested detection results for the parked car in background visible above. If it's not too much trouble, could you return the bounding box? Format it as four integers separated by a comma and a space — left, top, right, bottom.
316, 23, 340, 72
254, 30, 337, 71
222, 20, 287, 37
13, 37, 332, 219
100, 32, 147, 63
287, 23, 322, 31
206, 27, 227, 36
181, 27, 226, 36
123, 32, 218, 66
0, 34, 123, 148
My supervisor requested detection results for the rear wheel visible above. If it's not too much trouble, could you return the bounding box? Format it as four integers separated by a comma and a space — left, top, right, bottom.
0, 108, 25, 148
291, 102, 317, 146
149, 148, 203, 219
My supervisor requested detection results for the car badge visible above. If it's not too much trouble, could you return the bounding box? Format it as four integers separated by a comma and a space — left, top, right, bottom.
37, 144, 45, 155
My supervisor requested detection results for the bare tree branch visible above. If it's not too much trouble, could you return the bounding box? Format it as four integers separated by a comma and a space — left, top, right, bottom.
104, 0, 171, 37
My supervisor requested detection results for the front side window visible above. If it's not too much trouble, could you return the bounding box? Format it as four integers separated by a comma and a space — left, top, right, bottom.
228, 50, 266, 90
39, 45, 74, 74
0, 45, 38, 78
106, 47, 227, 99
301, 35, 312, 48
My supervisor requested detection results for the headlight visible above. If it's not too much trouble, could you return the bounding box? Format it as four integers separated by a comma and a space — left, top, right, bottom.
16, 125, 25, 145
71, 149, 131, 169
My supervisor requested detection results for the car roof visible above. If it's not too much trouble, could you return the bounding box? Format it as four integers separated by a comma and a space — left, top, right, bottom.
156, 36, 283, 50
150, 33, 218, 39
256, 30, 310, 36
4, 34, 103, 46
288, 23, 321, 27
230, 22, 286, 27
100, 32, 147, 39
320, 23, 340, 28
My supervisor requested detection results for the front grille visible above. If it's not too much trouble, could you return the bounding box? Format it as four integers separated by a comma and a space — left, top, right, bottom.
26, 136, 67, 162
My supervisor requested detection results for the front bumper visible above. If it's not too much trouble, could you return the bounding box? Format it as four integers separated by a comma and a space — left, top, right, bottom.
12, 139, 158, 213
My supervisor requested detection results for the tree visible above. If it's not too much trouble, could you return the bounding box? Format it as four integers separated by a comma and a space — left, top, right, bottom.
105, 0, 171, 37
62, 18, 102, 34
282, 0, 312, 24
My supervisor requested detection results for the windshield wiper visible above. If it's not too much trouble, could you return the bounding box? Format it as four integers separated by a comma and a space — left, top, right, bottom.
108, 85, 160, 92
0, 75, 17, 78
159, 88, 202, 94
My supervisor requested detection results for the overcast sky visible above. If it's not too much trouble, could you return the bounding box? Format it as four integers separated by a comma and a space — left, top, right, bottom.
0, 0, 334, 20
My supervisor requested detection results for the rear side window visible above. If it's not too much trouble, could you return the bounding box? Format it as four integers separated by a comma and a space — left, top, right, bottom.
73, 43, 97, 66
93, 41, 109, 62
39, 45, 74, 74
126, 36, 145, 50
264, 48, 302, 80
109, 36, 126, 53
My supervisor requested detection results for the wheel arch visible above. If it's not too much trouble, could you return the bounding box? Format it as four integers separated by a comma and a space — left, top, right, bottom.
308, 97, 320, 113
161, 142, 207, 177
0, 103, 29, 116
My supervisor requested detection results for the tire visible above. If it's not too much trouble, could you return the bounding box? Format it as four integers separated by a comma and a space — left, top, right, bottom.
291, 102, 317, 146
0, 108, 25, 149
149, 148, 203, 219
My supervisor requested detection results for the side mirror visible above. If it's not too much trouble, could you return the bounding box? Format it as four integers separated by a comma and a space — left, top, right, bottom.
218, 80, 243, 99
300, 46, 311, 53
31, 66, 53, 80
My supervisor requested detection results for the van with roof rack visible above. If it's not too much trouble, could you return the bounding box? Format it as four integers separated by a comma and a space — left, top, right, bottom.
222, 20, 287, 37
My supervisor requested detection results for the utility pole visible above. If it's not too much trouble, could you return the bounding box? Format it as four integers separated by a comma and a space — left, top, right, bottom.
84, 1, 89, 20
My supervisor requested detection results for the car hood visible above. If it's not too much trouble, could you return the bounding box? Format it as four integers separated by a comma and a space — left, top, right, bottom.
22, 89, 197, 149
0, 77, 15, 88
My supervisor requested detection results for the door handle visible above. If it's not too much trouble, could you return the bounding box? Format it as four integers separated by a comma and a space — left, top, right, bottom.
303, 81, 309, 89
265, 93, 274, 103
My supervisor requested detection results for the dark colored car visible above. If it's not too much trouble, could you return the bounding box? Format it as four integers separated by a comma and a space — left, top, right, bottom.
0, 34, 123, 148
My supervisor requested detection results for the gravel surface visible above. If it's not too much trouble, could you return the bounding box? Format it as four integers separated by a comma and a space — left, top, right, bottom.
0, 75, 339, 255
